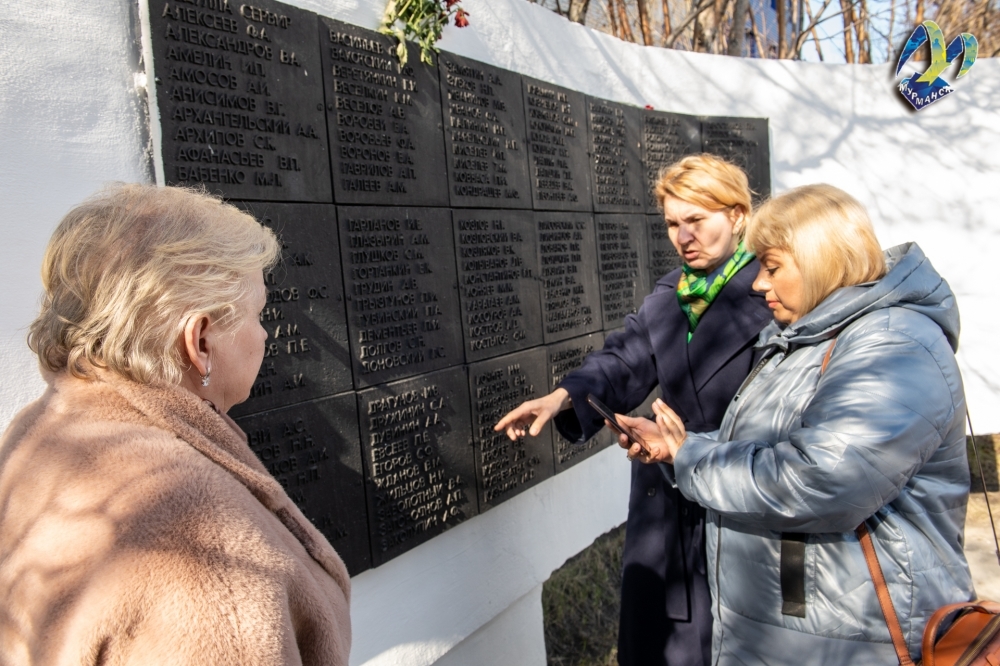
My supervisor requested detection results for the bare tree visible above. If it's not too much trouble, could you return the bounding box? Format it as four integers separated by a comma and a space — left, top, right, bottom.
529, 0, 998, 62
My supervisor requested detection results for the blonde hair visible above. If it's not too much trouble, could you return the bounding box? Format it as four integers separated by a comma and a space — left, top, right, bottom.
746, 184, 886, 314
29, 183, 280, 385
654, 153, 753, 219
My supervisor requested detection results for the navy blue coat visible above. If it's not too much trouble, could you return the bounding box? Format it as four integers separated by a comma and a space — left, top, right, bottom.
555, 260, 771, 666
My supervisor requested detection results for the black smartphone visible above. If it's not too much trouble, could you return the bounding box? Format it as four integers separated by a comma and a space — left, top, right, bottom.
586, 393, 643, 449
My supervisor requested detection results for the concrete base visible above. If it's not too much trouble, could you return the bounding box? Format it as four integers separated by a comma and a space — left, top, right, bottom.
433, 585, 547, 666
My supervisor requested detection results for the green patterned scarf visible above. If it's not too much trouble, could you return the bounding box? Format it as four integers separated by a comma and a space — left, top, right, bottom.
677, 241, 754, 342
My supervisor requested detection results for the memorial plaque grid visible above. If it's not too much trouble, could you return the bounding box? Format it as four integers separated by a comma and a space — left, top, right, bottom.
338, 206, 463, 388
357, 367, 477, 566
536, 212, 603, 343
150, 0, 332, 201
453, 209, 543, 363
145, 2, 775, 571
642, 111, 701, 213
230, 202, 352, 419
646, 214, 682, 287
320, 18, 449, 206
545, 332, 616, 472
439, 52, 531, 209
594, 214, 650, 330
468, 347, 555, 510
235, 392, 370, 574
521, 76, 592, 212
587, 98, 644, 213
700, 116, 771, 201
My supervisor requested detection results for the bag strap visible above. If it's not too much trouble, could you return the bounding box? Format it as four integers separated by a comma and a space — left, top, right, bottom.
856, 522, 916, 665
966, 411, 1000, 568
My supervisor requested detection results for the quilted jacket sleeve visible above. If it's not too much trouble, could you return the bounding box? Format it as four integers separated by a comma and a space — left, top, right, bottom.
554, 308, 660, 444
674, 311, 966, 533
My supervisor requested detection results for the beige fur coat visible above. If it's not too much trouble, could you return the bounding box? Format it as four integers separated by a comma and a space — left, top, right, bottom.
0, 368, 351, 665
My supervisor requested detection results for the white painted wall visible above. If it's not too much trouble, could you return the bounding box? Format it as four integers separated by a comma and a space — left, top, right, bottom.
2, 1, 998, 664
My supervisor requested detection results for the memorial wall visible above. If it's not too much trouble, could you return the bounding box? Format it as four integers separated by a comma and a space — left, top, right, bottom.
147, 0, 770, 575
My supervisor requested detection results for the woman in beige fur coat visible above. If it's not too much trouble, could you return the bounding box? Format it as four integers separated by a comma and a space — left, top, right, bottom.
0, 184, 351, 665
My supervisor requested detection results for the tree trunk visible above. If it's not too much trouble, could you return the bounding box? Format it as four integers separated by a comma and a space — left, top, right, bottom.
637, 0, 655, 44
607, 0, 619, 37
727, 0, 749, 55
839, 0, 856, 63
777, 0, 786, 57
569, 0, 591, 24
855, 0, 871, 63
662, 0, 673, 42
915, 0, 925, 24
617, 0, 638, 41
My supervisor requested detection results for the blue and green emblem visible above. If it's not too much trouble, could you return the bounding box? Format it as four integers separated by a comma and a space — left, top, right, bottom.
896, 20, 977, 110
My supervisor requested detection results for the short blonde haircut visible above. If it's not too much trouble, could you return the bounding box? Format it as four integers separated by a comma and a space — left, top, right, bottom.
654, 153, 753, 219
746, 184, 886, 314
29, 183, 280, 385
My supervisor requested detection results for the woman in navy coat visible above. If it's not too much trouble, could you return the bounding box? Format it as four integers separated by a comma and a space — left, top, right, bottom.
496, 154, 772, 666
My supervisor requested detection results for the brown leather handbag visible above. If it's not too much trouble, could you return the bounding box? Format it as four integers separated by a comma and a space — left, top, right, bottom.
854, 412, 1000, 666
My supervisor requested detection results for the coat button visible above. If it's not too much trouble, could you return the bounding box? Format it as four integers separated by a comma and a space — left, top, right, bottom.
647, 487, 656, 497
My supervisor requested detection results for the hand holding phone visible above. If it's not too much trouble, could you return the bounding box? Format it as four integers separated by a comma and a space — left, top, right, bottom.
586, 394, 648, 456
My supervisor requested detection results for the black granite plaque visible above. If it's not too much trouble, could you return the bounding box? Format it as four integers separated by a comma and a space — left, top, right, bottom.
595, 214, 649, 330
587, 98, 644, 213
319, 18, 448, 206
521, 77, 591, 211
439, 52, 531, 209
642, 110, 701, 213
646, 214, 682, 286
357, 367, 477, 565
235, 392, 370, 574
700, 116, 771, 200
338, 206, 462, 388
536, 212, 602, 343
545, 332, 617, 472
468, 347, 554, 510
149, 0, 331, 201
230, 203, 351, 418
453, 210, 542, 363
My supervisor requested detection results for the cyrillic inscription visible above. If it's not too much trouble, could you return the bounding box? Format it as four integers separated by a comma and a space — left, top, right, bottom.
587, 98, 643, 213
700, 116, 771, 201
453, 210, 542, 362
236, 393, 370, 574
150, 0, 332, 200
468, 348, 554, 509
595, 215, 649, 330
439, 52, 531, 208
339, 206, 462, 387
546, 332, 616, 472
357, 367, 477, 565
320, 18, 448, 205
521, 77, 591, 211
642, 111, 700, 213
646, 214, 682, 285
229, 203, 351, 417
536, 212, 602, 343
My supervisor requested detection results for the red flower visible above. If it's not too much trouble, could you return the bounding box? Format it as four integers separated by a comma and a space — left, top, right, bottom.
446, 0, 460, 7
454, 8, 470, 27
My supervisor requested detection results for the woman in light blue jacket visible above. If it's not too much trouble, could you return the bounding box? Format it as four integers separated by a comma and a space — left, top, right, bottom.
617, 184, 974, 665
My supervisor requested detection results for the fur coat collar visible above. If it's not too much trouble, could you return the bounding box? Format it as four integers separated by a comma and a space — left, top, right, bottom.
0, 368, 351, 665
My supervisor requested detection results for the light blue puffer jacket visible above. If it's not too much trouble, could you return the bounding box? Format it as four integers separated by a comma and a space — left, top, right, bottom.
674, 243, 974, 665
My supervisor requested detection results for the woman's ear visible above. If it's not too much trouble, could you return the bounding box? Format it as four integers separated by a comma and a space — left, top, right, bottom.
182, 314, 212, 378
731, 206, 748, 236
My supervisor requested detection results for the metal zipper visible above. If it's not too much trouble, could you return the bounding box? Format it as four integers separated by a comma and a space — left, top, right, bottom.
724, 349, 779, 440
954, 613, 1000, 666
